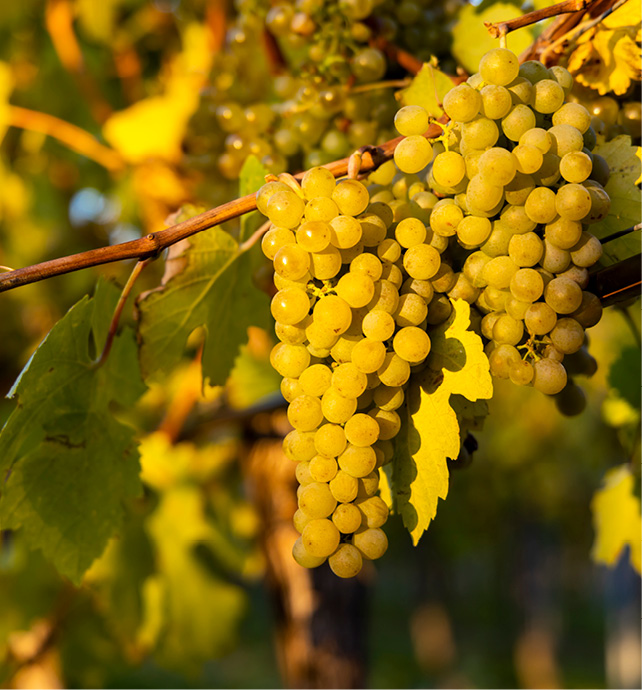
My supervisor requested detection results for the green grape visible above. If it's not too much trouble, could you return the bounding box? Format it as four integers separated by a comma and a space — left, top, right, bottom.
464, 150, 483, 178
331, 362, 368, 399
430, 201, 463, 237
532, 152, 561, 187
541, 239, 571, 273
547, 124, 583, 157
568, 234, 601, 272
266, 190, 306, 228
362, 309, 395, 341
456, 216, 492, 248
394, 136, 433, 174
519, 126, 552, 153
480, 84, 513, 120
512, 144, 543, 174
504, 172, 536, 205
508, 232, 543, 267
368, 160, 397, 186
271, 342, 311, 378
368, 408, 401, 441
281, 377, 303, 402
466, 175, 504, 212
381, 262, 404, 289
377, 238, 402, 263
357, 472, 379, 498
559, 151, 592, 183
329, 543, 363, 578
261, 227, 296, 259
315, 423, 347, 458
430, 264, 457, 293
394, 105, 430, 136
482, 256, 518, 289
570, 291, 603, 328
394, 293, 428, 327
530, 79, 564, 113
293, 508, 313, 534
322, 386, 358, 423
462, 116, 500, 150
377, 352, 411, 386
299, 363, 333, 397
448, 273, 481, 304
492, 313, 524, 345
351, 47, 386, 82
306, 320, 339, 350
359, 213, 388, 246
552, 102, 591, 133
555, 183, 591, 221
332, 179, 370, 216
550, 317, 585, 354
532, 358, 567, 395
296, 220, 331, 252
344, 413, 381, 447
351, 252, 383, 280
443, 83, 482, 122
509, 268, 544, 302
432, 151, 466, 189
332, 504, 363, 534
368, 279, 400, 313
524, 302, 557, 335
479, 48, 520, 86
585, 183, 611, 223
305, 196, 339, 222
356, 496, 389, 528
488, 343, 521, 379
500, 204, 537, 233
313, 295, 352, 334
501, 105, 537, 141
549, 65, 574, 94
275, 318, 310, 345
283, 429, 317, 462
518, 60, 550, 84
310, 244, 342, 279
544, 217, 582, 250
336, 273, 375, 308
403, 244, 441, 280
505, 295, 530, 320
393, 326, 431, 363
330, 334, 360, 363
329, 470, 359, 503
509, 359, 534, 386
271, 287, 311, 325
544, 276, 583, 314
350, 338, 387, 373
301, 518, 341, 558
506, 77, 533, 106
288, 395, 324, 431
329, 215, 363, 248
463, 251, 492, 287
559, 265, 589, 289
478, 147, 517, 186
524, 187, 557, 224
292, 536, 327, 568
274, 244, 311, 280
338, 444, 377, 477
352, 527, 388, 560
309, 455, 339, 483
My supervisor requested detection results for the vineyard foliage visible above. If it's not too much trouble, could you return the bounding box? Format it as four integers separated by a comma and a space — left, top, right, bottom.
0, 0, 640, 682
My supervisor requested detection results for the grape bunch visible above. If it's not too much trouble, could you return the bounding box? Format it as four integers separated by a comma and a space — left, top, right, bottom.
391, 47, 609, 413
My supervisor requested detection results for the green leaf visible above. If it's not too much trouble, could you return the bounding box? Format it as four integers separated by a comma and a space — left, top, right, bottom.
399, 63, 455, 119
0, 280, 146, 584
393, 300, 492, 545
608, 345, 641, 410
227, 343, 281, 409
137, 230, 271, 386
592, 135, 641, 262
452, 3, 534, 75
239, 155, 268, 242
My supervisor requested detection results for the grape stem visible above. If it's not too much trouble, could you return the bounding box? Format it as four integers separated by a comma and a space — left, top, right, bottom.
600, 223, 642, 245
485, 0, 595, 39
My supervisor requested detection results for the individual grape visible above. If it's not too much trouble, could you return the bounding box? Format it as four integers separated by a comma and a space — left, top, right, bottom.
293, 508, 313, 534
506, 77, 533, 106
373, 385, 404, 411
362, 309, 395, 341
271, 287, 311, 326
552, 102, 591, 133
488, 343, 521, 378
304, 196, 340, 222
306, 321, 339, 350
336, 273, 375, 308
351, 252, 383, 280
509, 359, 534, 386
393, 326, 431, 363
524, 302, 557, 335
339, 242, 365, 264
329, 470, 359, 503
266, 190, 306, 228
430, 201, 463, 237
532, 153, 561, 187
462, 116, 500, 150
368, 408, 401, 441
394, 135, 434, 174
500, 204, 537, 233
555, 184, 591, 221
570, 232, 603, 268
274, 244, 311, 280
332, 504, 363, 534
559, 265, 589, 289
394, 105, 430, 136
330, 334, 360, 363
547, 124, 583, 157
377, 238, 402, 263
338, 444, 377, 477
550, 317, 585, 354
544, 276, 583, 314
283, 429, 317, 462
331, 362, 368, 399
356, 496, 389, 529
296, 220, 331, 252
501, 105, 537, 141
466, 175, 504, 212
351, 47, 386, 82
519, 127, 551, 153
480, 84, 513, 120
554, 381, 587, 416
518, 60, 550, 84
482, 256, 519, 289
329, 543, 363, 578
257, 181, 291, 215
570, 291, 603, 328
443, 83, 482, 122
549, 65, 574, 94
262, 227, 296, 260
457, 216, 492, 247
322, 387, 358, 423
345, 413, 381, 447
532, 358, 567, 395
524, 187, 557, 224
504, 172, 536, 205
299, 363, 333, 397
492, 314, 524, 346
585, 183, 611, 223
301, 166, 336, 199
310, 244, 342, 279
352, 527, 388, 560
377, 352, 411, 387
541, 239, 571, 274
271, 343, 311, 378
479, 48, 520, 86
512, 144, 543, 175
505, 295, 530, 320
359, 213, 388, 246
332, 179, 370, 216
510, 268, 544, 303
351, 338, 387, 373
394, 292, 428, 327
559, 151, 592, 183
544, 217, 583, 250
426, 294, 453, 325
309, 455, 339, 483
292, 537, 327, 568
313, 295, 352, 334
329, 215, 363, 248
432, 151, 467, 188
287, 394, 324, 431
357, 472, 379, 499
448, 273, 481, 304
281, 377, 303, 403
530, 79, 565, 113
301, 519, 341, 558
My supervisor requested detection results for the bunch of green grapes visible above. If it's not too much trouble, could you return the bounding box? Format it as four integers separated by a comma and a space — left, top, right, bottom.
389, 48, 610, 414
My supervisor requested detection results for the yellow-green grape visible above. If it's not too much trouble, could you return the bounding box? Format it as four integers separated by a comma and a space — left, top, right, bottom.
275, 318, 309, 345
332, 179, 370, 216
488, 344, 521, 379
549, 317, 585, 354
547, 124, 583, 157
292, 536, 327, 568
466, 175, 504, 212
545, 218, 582, 250
359, 213, 388, 247
261, 227, 296, 260
287, 394, 324, 431
377, 238, 402, 263
356, 496, 389, 529
296, 462, 313, 487
350, 338, 387, 373
530, 79, 564, 113
570, 232, 603, 268
532, 358, 567, 395
338, 444, 377, 478
480, 47, 520, 86
402, 244, 441, 280
271, 287, 311, 325
541, 239, 571, 274
510, 268, 544, 303
330, 334, 360, 363
329, 470, 359, 502
313, 295, 352, 335
331, 362, 368, 399
504, 171, 536, 205
322, 386, 358, 423
571, 291, 603, 328
357, 472, 380, 499
298, 363, 332, 397
500, 204, 537, 232
554, 381, 587, 416
293, 509, 313, 534
394, 135, 433, 174
457, 216, 492, 248
377, 352, 411, 387
266, 190, 305, 228
298, 481, 337, 518
506, 77, 533, 106
270, 342, 311, 378
559, 152, 592, 183
310, 244, 342, 279
524, 302, 557, 335
329, 215, 363, 249
344, 413, 380, 447
336, 272, 375, 308
430, 201, 463, 237
509, 359, 534, 386
309, 454, 339, 483
393, 326, 431, 363
315, 423, 347, 457
518, 60, 551, 84
305, 196, 340, 222
480, 84, 513, 120
283, 429, 317, 462
482, 255, 519, 289
368, 408, 401, 441
281, 378, 303, 403
273, 244, 311, 281
306, 321, 339, 350
519, 127, 552, 153
478, 147, 517, 186
555, 184, 592, 221
550, 65, 574, 95
512, 144, 543, 175
332, 503, 363, 534
352, 527, 388, 560
301, 518, 341, 558
432, 151, 467, 189
462, 116, 500, 150
401, 277, 435, 302
443, 83, 482, 122
524, 187, 557, 224
301, 166, 336, 199
257, 181, 290, 215
361, 309, 395, 342
329, 543, 363, 578
394, 293, 428, 327
394, 105, 430, 136
351, 252, 383, 280
296, 220, 332, 252
501, 105, 537, 141
585, 184, 611, 223
492, 314, 524, 346
368, 160, 396, 186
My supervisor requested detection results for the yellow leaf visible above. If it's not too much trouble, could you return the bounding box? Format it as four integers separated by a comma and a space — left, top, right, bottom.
591, 465, 641, 574
400, 63, 455, 119
394, 300, 493, 545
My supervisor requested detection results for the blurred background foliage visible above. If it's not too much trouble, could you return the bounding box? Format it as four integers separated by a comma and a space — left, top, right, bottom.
0, 0, 639, 688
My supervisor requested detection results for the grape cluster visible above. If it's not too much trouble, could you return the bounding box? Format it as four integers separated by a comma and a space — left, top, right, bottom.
390, 48, 609, 412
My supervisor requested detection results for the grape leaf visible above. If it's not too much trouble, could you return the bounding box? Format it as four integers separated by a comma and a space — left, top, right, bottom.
0, 280, 146, 584
239, 155, 268, 242
608, 345, 642, 410
592, 135, 641, 261
591, 465, 641, 574
137, 230, 271, 385
394, 300, 493, 545
452, 3, 534, 75
399, 62, 455, 119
